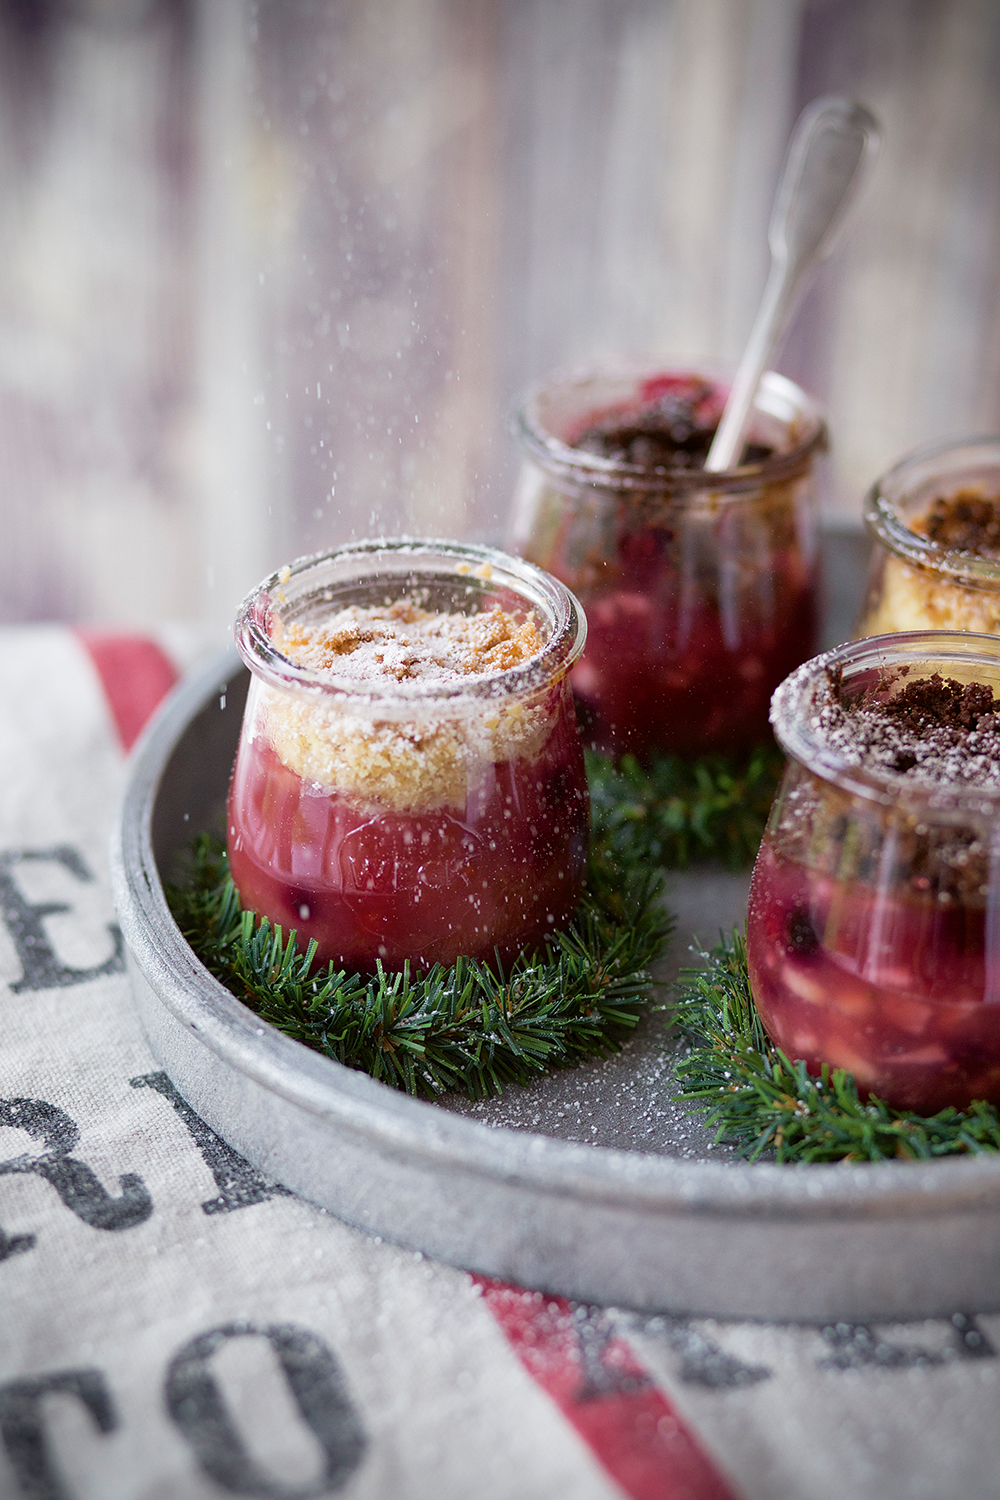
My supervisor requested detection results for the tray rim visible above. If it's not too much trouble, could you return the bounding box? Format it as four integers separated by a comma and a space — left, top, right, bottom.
111, 648, 1000, 1226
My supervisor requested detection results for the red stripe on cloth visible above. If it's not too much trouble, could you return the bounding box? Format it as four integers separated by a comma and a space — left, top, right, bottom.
476, 1279, 738, 1500
76, 633, 179, 751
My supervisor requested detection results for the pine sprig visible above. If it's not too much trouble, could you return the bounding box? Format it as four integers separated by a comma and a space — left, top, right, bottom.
672, 930, 1000, 1163
586, 743, 783, 872
167, 833, 672, 1102
165, 735, 778, 1103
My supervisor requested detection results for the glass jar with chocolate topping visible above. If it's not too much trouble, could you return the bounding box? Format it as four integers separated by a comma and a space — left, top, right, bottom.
227, 539, 589, 973
747, 630, 1000, 1114
509, 358, 826, 761
859, 436, 1000, 639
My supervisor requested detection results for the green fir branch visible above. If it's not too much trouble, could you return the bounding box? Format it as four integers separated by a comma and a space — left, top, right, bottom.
586, 743, 783, 872
166, 736, 779, 1103
167, 830, 672, 1103
672, 930, 1000, 1163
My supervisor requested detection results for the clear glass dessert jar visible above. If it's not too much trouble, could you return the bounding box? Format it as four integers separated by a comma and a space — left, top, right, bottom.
509, 359, 826, 760
227, 539, 589, 974
747, 631, 1000, 1114
859, 436, 1000, 638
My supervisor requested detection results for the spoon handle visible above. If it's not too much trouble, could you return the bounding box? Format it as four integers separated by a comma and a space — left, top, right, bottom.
704, 96, 881, 474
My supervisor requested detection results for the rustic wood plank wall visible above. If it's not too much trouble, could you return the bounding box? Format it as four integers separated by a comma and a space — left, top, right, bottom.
0, 0, 998, 628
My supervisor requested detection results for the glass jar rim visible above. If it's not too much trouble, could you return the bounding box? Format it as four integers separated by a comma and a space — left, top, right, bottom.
234, 536, 587, 705
771, 630, 1000, 813
863, 434, 1000, 590
511, 357, 827, 495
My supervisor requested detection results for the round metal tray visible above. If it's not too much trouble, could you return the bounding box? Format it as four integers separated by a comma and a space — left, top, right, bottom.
111, 648, 1000, 1323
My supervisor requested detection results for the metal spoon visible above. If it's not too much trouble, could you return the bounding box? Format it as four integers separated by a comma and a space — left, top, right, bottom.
704, 95, 882, 473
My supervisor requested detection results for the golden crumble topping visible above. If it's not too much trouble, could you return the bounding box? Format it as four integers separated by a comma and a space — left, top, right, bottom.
261, 601, 551, 813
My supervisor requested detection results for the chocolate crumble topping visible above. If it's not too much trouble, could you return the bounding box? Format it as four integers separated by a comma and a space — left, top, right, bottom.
881, 674, 997, 736
775, 660, 1000, 904
816, 671, 1000, 792
572, 377, 773, 470
924, 491, 1000, 557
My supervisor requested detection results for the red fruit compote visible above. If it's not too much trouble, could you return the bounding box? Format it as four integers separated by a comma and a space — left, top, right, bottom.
227, 540, 589, 974
510, 360, 826, 760
747, 631, 1000, 1113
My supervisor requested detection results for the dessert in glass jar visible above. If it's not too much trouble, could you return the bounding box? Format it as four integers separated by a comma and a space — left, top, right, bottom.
747, 630, 1000, 1114
509, 359, 826, 760
227, 539, 589, 973
859, 436, 1000, 638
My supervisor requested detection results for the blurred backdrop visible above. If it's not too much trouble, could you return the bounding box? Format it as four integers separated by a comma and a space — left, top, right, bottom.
1, 0, 998, 629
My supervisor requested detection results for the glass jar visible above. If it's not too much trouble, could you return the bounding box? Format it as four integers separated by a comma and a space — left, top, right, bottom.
227, 539, 589, 973
747, 631, 1000, 1114
859, 436, 1000, 638
509, 359, 826, 760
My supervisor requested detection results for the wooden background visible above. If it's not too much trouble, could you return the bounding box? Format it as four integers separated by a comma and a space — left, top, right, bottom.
1, 0, 998, 631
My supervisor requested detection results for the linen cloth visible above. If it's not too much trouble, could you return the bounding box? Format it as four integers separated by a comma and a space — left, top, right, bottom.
2, 624, 1000, 1500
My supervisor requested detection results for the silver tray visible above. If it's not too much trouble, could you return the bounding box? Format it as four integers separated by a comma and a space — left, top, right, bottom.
111, 540, 1000, 1323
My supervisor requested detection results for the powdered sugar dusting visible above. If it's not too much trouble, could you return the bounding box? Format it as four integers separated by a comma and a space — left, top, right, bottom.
261, 600, 553, 813
276, 600, 543, 683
